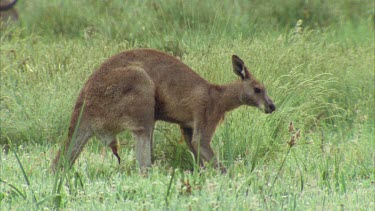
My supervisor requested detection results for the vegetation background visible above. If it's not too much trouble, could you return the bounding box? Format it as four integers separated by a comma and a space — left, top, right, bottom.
1, 0, 374, 210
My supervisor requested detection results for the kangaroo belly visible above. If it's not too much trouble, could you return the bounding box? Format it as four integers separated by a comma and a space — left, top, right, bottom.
154, 94, 195, 127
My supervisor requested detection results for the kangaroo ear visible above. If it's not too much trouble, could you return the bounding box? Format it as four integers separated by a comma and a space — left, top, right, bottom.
232, 55, 250, 80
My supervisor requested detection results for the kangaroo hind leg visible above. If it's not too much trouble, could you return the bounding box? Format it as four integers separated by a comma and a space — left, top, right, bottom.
132, 126, 154, 173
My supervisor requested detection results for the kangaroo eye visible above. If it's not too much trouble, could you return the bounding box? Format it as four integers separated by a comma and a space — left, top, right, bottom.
254, 87, 261, 93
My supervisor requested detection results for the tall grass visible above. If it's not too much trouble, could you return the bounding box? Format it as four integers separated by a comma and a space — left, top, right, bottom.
1, 0, 374, 210
14, 1, 375, 43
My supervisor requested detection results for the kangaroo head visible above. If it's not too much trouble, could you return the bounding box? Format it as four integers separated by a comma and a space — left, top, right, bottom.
232, 55, 276, 114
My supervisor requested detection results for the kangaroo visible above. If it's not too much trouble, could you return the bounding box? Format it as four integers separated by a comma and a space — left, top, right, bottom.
52, 48, 275, 173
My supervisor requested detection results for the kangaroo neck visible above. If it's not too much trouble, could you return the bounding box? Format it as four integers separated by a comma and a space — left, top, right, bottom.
212, 81, 244, 114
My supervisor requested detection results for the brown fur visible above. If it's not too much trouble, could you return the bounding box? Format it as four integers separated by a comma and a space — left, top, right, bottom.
52, 49, 275, 173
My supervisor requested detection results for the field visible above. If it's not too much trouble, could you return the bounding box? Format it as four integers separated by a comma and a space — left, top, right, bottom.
1, 0, 374, 210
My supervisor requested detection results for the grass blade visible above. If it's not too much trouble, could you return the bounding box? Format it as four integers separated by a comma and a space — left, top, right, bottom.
0, 178, 27, 200
11, 147, 38, 205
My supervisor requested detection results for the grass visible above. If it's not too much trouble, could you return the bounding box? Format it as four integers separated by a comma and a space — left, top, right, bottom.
1, 0, 374, 210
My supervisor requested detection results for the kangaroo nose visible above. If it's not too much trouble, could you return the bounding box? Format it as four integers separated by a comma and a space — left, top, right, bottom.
269, 104, 276, 113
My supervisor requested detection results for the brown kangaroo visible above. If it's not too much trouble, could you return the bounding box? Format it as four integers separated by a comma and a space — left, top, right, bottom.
52, 48, 275, 173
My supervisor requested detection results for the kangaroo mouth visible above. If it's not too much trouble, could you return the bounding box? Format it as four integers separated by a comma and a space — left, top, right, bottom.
264, 103, 276, 114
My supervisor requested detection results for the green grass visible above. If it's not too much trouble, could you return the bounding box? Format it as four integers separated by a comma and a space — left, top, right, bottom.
1, 0, 374, 210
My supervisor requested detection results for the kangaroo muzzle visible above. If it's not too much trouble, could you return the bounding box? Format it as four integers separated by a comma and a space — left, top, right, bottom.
264, 97, 276, 114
